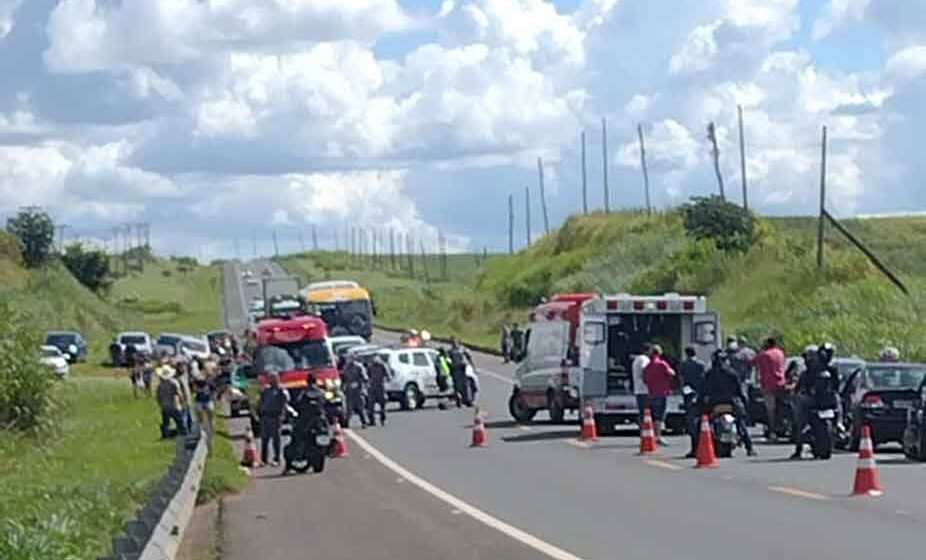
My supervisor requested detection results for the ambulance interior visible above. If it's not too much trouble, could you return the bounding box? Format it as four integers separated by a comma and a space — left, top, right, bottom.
606, 314, 682, 395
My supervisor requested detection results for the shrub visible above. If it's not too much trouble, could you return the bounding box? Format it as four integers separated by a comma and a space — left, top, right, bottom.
0, 302, 58, 432
683, 196, 756, 253
61, 243, 113, 293
6, 209, 55, 269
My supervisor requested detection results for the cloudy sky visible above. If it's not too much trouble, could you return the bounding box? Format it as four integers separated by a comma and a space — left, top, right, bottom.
0, 0, 923, 259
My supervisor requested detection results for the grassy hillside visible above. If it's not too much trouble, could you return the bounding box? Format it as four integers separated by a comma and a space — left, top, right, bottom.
278, 212, 926, 360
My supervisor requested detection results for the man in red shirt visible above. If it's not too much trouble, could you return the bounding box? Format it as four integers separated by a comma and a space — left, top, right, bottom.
644, 344, 676, 446
754, 337, 786, 442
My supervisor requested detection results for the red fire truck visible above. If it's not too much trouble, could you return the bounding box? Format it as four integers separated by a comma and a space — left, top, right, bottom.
253, 315, 346, 425
509, 292, 720, 434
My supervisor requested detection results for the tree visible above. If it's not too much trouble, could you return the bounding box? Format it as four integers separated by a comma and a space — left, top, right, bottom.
6, 209, 55, 268
61, 243, 113, 293
683, 195, 756, 253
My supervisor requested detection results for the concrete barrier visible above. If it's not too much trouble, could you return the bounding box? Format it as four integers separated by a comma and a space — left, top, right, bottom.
374, 324, 502, 357
99, 429, 208, 560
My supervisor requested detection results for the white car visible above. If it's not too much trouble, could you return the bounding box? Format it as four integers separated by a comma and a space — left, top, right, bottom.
179, 335, 212, 360
350, 345, 479, 410
40, 345, 70, 378
114, 331, 154, 365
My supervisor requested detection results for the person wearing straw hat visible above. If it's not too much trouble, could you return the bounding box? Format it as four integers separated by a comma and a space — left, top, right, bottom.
156, 365, 187, 439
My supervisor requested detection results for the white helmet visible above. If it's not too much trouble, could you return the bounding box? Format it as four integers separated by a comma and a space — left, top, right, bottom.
421, 330, 432, 342
880, 346, 900, 362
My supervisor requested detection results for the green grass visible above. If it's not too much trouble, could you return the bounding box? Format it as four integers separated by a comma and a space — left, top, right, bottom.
111, 259, 223, 336
0, 378, 174, 560
278, 212, 926, 360
198, 416, 249, 505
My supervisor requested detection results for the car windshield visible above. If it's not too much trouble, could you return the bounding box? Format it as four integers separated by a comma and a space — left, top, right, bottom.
182, 341, 208, 354
45, 333, 76, 346
157, 335, 183, 346
254, 340, 333, 372
42, 348, 61, 358
866, 366, 926, 390
120, 335, 147, 346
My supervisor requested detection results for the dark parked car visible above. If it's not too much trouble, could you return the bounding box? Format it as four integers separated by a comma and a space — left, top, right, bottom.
902, 375, 926, 461
842, 362, 926, 450
44, 331, 88, 363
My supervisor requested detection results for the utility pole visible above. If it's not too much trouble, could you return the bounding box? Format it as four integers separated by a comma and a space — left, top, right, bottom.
707, 122, 726, 200
737, 105, 749, 211
406, 233, 415, 278
272, 230, 279, 257
507, 194, 514, 254
602, 117, 610, 213
312, 225, 318, 251
817, 126, 828, 269
525, 185, 532, 246
389, 228, 397, 270
298, 230, 306, 252
56, 224, 70, 252
537, 156, 550, 235
638, 124, 652, 215
581, 131, 588, 215
439, 230, 448, 280
419, 240, 430, 283
252, 231, 258, 258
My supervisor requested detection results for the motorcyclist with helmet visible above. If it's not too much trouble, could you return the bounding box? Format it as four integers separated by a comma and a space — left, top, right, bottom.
701, 349, 757, 457
283, 373, 329, 475
790, 342, 840, 460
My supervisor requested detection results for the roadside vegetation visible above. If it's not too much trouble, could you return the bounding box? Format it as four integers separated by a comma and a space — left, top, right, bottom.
1, 211, 246, 559
279, 205, 926, 360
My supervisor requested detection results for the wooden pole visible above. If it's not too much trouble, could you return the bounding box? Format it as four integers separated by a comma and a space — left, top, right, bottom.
312, 224, 318, 251
637, 124, 652, 215
823, 209, 908, 295
737, 105, 748, 211
707, 122, 725, 200
817, 126, 828, 269
537, 156, 550, 235
602, 117, 610, 213
508, 194, 514, 254
581, 131, 588, 215
525, 185, 532, 246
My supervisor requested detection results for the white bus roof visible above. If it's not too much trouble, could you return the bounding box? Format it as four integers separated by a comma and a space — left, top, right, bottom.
306, 280, 359, 291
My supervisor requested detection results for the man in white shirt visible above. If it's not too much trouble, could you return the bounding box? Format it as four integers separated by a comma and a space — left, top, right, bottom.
632, 342, 652, 424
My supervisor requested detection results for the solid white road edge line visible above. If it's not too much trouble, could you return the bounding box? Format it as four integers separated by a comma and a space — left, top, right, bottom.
480, 368, 514, 384
345, 430, 588, 560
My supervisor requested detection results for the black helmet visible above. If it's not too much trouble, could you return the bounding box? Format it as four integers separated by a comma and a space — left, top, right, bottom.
819, 342, 836, 364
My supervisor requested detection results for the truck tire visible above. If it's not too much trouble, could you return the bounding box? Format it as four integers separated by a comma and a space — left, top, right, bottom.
547, 391, 565, 424
508, 392, 536, 423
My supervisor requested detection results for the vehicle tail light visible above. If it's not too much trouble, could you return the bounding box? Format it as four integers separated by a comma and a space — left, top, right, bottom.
862, 394, 884, 408
633, 301, 645, 311
683, 301, 695, 311
656, 300, 667, 310
606, 300, 618, 310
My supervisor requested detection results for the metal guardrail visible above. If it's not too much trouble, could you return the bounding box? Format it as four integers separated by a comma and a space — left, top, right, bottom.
98, 428, 208, 560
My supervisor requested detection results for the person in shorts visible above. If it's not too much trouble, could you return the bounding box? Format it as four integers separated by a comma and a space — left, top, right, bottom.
644, 344, 676, 446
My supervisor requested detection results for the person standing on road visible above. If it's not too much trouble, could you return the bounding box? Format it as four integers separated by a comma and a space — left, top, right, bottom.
342, 354, 370, 428
702, 350, 757, 456
366, 355, 392, 426
258, 371, 289, 466
754, 337, 787, 442
510, 324, 524, 362
449, 338, 473, 407
680, 346, 707, 458
156, 366, 187, 439
191, 367, 216, 453
644, 344, 676, 446
500, 324, 512, 363
632, 343, 651, 425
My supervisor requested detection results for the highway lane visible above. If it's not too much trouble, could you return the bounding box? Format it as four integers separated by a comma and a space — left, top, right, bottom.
223, 261, 926, 560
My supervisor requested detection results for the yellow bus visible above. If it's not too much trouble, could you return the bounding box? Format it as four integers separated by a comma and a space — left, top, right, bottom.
303, 280, 374, 340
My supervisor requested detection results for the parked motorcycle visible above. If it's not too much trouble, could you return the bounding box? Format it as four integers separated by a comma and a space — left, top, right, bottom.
283, 412, 332, 474
799, 403, 839, 460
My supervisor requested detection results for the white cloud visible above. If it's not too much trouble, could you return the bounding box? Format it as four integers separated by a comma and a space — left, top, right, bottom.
886, 44, 926, 83
812, 0, 871, 40
0, 0, 22, 39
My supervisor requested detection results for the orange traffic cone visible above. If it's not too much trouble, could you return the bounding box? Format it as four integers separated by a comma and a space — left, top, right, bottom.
695, 414, 719, 468
240, 429, 261, 468
639, 407, 657, 454
852, 425, 883, 497
331, 422, 350, 458
470, 408, 488, 448
580, 406, 598, 441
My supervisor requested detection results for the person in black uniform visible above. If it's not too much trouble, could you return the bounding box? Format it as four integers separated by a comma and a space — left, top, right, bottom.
790, 343, 840, 460
701, 349, 756, 457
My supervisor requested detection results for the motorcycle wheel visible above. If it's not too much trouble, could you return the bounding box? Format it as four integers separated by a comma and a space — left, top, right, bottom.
715, 441, 733, 458
311, 453, 326, 473
813, 420, 833, 460
288, 459, 311, 474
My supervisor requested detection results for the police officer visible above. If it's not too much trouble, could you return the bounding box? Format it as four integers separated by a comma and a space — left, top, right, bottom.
435, 348, 453, 410
449, 338, 473, 407
342, 354, 370, 428
790, 343, 840, 460
258, 371, 289, 467
702, 349, 757, 457
680, 346, 707, 458
366, 355, 392, 426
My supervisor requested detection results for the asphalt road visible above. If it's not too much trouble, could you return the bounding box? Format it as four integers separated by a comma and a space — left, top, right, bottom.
221, 260, 926, 560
